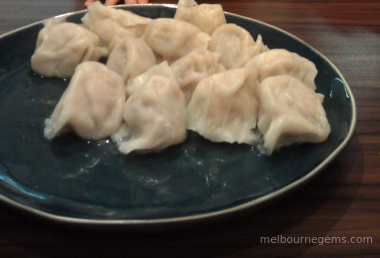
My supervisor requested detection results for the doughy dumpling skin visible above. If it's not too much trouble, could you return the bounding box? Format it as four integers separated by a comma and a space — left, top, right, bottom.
82, 1, 152, 47
125, 61, 177, 96
187, 69, 259, 144
245, 48, 318, 90
256, 75, 330, 155
174, 0, 227, 35
106, 37, 156, 86
112, 62, 187, 155
170, 48, 224, 103
44, 61, 126, 140
31, 20, 107, 78
142, 18, 211, 61
208, 24, 267, 69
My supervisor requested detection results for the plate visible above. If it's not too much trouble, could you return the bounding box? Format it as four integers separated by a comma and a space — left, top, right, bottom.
0, 5, 356, 226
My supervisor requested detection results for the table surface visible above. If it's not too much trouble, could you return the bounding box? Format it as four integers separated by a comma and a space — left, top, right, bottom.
0, 0, 379, 257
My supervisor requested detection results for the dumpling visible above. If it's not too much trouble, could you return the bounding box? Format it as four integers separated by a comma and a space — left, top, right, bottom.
244, 48, 318, 90
82, 1, 152, 47
44, 61, 126, 140
31, 20, 107, 78
208, 24, 268, 69
187, 69, 259, 144
125, 61, 177, 96
256, 75, 330, 155
112, 62, 187, 155
174, 0, 227, 35
170, 48, 224, 103
142, 18, 211, 62
106, 37, 156, 86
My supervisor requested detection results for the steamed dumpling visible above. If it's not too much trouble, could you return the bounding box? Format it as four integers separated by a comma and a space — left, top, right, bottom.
142, 18, 211, 61
31, 20, 107, 78
112, 62, 187, 155
245, 48, 318, 90
125, 61, 178, 96
170, 48, 224, 103
174, 0, 227, 35
187, 69, 259, 144
44, 61, 126, 140
106, 37, 156, 86
82, 1, 152, 47
208, 24, 268, 69
256, 75, 330, 155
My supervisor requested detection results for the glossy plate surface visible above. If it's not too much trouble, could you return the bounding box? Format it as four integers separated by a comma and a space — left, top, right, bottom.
0, 5, 356, 226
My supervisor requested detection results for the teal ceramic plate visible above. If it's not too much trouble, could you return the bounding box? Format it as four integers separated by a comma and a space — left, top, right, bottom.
0, 5, 356, 226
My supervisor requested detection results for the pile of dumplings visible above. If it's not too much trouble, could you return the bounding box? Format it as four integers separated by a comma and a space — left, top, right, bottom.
32, 0, 331, 155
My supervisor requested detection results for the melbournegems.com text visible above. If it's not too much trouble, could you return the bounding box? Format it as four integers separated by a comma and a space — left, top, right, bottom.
260, 235, 373, 246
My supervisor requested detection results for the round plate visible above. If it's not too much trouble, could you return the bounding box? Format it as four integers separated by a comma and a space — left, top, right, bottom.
0, 5, 356, 226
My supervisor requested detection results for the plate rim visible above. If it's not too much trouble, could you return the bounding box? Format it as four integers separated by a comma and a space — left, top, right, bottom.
0, 4, 357, 227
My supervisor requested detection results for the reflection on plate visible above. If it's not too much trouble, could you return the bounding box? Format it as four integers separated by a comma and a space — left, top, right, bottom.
0, 5, 356, 226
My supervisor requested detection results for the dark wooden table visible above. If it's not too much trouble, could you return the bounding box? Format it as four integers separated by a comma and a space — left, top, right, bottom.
1, 0, 379, 257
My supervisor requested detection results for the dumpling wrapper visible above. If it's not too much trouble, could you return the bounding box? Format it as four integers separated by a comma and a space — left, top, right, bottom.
106, 37, 156, 86
125, 61, 177, 96
112, 62, 187, 155
174, 0, 227, 35
31, 20, 107, 78
82, 1, 152, 47
142, 18, 211, 62
44, 61, 126, 140
245, 48, 318, 90
208, 23, 268, 69
256, 75, 330, 155
170, 48, 224, 104
187, 69, 259, 144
